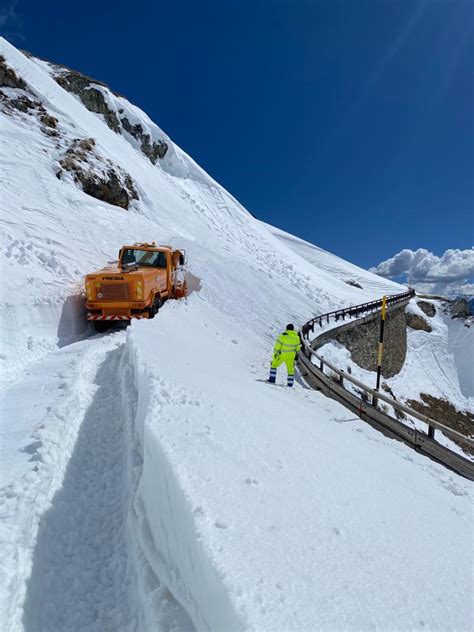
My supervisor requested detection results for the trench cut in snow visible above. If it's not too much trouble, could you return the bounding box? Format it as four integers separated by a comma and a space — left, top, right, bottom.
21, 344, 139, 631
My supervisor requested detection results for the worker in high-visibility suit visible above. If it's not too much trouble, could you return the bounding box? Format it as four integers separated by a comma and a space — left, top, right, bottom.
268, 324, 301, 387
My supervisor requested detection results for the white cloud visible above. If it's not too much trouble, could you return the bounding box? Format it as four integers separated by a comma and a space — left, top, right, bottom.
370, 247, 474, 296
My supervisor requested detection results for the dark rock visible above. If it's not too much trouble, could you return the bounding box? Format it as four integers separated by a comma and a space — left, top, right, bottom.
345, 279, 363, 289
40, 113, 58, 128
43, 60, 168, 164
406, 312, 432, 332
56, 71, 121, 133
58, 138, 138, 209
120, 116, 168, 163
417, 301, 436, 317
0, 92, 38, 113
80, 171, 131, 209
0, 56, 27, 89
451, 298, 470, 319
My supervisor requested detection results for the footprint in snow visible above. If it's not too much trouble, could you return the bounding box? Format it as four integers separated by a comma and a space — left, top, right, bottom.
244, 477, 259, 486
214, 520, 228, 530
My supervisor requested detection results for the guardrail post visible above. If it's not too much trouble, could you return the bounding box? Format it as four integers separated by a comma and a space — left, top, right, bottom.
319, 358, 324, 371
428, 425, 435, 439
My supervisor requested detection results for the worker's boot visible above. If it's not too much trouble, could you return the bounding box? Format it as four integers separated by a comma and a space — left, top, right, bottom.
268, 367, 277, 383
287, 374, 295, 387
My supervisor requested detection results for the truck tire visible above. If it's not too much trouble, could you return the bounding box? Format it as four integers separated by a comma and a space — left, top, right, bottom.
149, 295, 162, 318
93, 321, 112, 333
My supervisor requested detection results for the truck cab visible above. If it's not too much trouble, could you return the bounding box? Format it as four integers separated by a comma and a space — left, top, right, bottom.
85, 242, 187, 330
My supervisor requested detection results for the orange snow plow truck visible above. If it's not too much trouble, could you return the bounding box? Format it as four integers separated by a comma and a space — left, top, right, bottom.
85, 242, 187, 331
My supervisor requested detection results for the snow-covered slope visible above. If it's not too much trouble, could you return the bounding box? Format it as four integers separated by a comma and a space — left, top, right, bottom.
0, 38, 472, 631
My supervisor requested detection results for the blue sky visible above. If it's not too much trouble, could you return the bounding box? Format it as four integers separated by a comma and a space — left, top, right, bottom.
2, 0, 473, 273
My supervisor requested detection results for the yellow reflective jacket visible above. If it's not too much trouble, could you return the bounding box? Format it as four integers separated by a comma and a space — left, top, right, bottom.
274, 329, 301, 355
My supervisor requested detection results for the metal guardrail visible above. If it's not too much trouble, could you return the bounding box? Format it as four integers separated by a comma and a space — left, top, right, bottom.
301, 289, 415, 337
298, 290, 474, 480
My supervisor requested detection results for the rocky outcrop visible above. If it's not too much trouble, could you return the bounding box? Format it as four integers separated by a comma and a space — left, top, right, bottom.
120, 115, 168, 164
55, 71, 121, 133
332, 306, 407, 378
57, 138, 139, 210
52, 66, 168, 163
450, 298, 470, 319
417, 301, 436, 317
0, 91, 38, 113
406, 312, 432, 332
0, 55, 26, 89
345, 279, 363, 289
0, 82, 59, 137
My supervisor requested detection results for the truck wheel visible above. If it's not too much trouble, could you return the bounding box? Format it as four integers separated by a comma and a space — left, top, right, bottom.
93, 321, 112, 333
149, 295, 162, 318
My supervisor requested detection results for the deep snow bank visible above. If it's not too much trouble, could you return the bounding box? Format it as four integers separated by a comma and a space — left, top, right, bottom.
125, 296, 473, 631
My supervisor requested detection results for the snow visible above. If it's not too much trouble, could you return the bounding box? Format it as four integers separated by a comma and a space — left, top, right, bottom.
128, 297, 473, 630
442, 311, 474, 403
391, 300, 473, 413
0, 37, 473, 631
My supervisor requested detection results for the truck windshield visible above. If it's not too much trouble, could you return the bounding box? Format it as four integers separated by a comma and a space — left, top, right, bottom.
121, 249, 167, 268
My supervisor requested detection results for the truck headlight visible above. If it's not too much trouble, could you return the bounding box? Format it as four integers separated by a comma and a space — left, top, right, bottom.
135, 281, 143, 299
85, 282, 93, 300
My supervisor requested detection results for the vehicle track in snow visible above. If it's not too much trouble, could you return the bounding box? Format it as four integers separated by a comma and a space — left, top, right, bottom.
21, 343, 140, 632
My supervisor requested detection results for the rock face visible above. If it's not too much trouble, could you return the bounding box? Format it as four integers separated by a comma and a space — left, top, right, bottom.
57, 138, 139, 210
52, 66, 168, 164
0, 54, 139, 210
417, 301, 436, 317
332, 306, 407, 378
0, 55, 26, 89
0, 74, 59, 138
120, 115, 168, 164
450, 298, 470, 319
406, 312, 432, 332
56, 71, 121, 133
